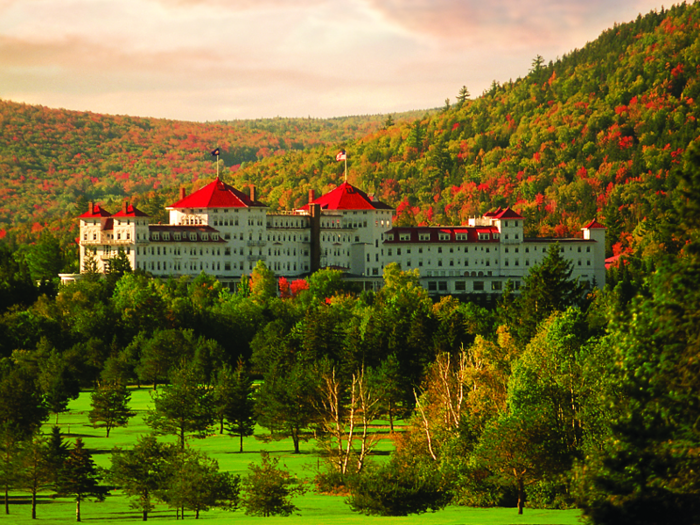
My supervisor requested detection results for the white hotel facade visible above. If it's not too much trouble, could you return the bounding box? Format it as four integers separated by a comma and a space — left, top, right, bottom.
75, 177, 606, 295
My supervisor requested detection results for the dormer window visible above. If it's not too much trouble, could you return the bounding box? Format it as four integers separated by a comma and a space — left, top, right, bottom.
152, 232, 159, 241
438, 233, 450, 241
212, 234, 219, 241
163, 232, 170, 241
174, 232, 181, 241
386, 234, 394, 241
399, 233, 410, 241
201, 233, 209, 241
190, 233, 197, 241
419, 233, 430, 241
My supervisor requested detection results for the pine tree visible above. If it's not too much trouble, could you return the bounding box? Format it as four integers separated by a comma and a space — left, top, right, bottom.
88, 382, 135, 437
56, 438, 108, 522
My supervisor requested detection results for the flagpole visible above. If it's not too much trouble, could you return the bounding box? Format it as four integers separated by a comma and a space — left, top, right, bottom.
216, 152, 220, 179
344, 153, 348, 182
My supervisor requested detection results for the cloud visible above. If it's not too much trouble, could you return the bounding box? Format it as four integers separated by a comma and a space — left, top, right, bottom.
364, 0, 663, 48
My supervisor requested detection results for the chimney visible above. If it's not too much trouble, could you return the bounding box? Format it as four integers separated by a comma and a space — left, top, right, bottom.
180, 187, 186, 200
250, 184, 256, 203
88, 201, 94, 214
308, 189, 315, 203
122, 200, 128, 213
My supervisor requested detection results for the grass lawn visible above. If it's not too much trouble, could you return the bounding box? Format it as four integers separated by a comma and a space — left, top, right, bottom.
4, 388, 584, 524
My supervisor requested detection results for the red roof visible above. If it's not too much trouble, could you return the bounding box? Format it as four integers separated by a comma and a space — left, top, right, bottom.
113, 203, 149, 218
78, 203, 111, 219
494, 207, 524, 220
299, 182, 393, 211
582, 219, 606, 229
168, 178, 265, 209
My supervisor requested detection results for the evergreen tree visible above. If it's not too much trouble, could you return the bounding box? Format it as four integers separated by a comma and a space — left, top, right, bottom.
88, 382, 135, 437
145, 363, 214, 449
17, 434, 53, 519
240, 451, 305, 517
512, 242, 587, 344
456, 85, 470, 107
162, 449, 240, 519
218, 361, 255, 452
108, 435, 176, 521
56, 438, 108, 522
578, 253, 700, 524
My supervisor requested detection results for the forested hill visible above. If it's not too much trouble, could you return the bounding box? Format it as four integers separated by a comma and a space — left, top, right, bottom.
2, 2, 700, 262
235, 2, 700, 258
0, 103, 423, 241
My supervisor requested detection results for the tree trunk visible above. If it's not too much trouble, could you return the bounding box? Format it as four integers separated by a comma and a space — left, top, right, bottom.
76, 498, 81, 522
389, 400, 394, 433
239, 432, 244, 453
31, 490, 36, 519
4, 484, 9, 514
292, 427, 300, 454
142, 509, 147, 521
219, 417, 224, 434
517, 477, 525, 515
106, 426, 111, 438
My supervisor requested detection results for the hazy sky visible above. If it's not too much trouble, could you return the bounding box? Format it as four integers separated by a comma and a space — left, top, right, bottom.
0, 0, 663, 122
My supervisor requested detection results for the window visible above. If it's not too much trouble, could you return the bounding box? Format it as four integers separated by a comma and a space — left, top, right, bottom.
428, 281, 437, 291
174, 232, 181, 241
163, 232, 170, 241
456, 233, 468, 241
474, 281, 484, 291
478, 233, 490, 240
399, 233, 410, 241
438, 233, 450, 241
190, 233, 197, 241
419, 233, 430, 241
455, 281, 466, 291
386, 234, 394, 241
492, 281, 502, 291
152, 232, 159, 241
438, 281, 448, 292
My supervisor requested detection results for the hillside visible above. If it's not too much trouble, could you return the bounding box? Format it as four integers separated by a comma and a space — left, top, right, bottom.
1, 3, 700, 262
0, 105, 421, 241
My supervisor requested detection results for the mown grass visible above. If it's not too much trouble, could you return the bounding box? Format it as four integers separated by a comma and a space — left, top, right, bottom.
5, 387, 583, 524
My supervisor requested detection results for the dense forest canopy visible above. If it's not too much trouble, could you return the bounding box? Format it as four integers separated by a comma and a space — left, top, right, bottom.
1, 2, 699, 267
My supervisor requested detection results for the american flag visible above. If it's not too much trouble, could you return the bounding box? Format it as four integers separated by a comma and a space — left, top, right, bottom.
336, 150, 346, 161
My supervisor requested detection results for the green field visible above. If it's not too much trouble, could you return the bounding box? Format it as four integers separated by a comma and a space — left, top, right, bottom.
5, 388, 583, 524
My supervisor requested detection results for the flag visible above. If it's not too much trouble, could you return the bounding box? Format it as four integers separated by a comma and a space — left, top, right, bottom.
211, 148, 221, 157
336, 150, 346, 161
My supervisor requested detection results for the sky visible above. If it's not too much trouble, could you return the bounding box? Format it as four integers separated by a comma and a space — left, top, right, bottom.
0, 0, 665, 122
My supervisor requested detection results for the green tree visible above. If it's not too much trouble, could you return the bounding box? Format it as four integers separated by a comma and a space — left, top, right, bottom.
88, 382, 135, 437
44, 426, 69, 485
256, 362, 320, 454
249, 261, 277, 303
473, 412, 567, 514
56, 438, 108, 522
145, 363, 214, 449
578, 252, 700, 525
456, 85, 470, 107
37, 346, 81, 424
0, 359, 48, 440
108, 435, 176, 521
0, 424, 22, 515
17, 434, 53, 519
348, 459, 450, 516
218, 362, 256, 452
240, 451, 305, 517
512, 242, 587, 344
162, 449, 240, 519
